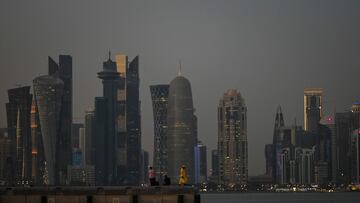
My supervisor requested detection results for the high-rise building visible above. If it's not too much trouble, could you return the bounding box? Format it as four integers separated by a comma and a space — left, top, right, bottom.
126, 56, 141, 185
33, 75, 64, 185
264, 144, 273, 177
0, 128, 12, 184
6, 86, 33, 183
320, 115, 336, 182
115, 54, 127, 184
331, 104, 360, 184
84, 108, 96, 165
30, 98, 45, 185
335, 111, 352, 184
48, 55, 73, 184
314, 124, 332, 184
273, 123, 316, 185
141, 150, 149, 184
96, 54, 120, 185
79, 128, 85, 158
304, 88, 323, 132
218, 89, 247, 186
194, 141, 207, 184
150, 84, 169, 178
93, 53, 141, 185
211, 150, 219, 182
350, 103, 360, 184
272, 106, 285, 183
94, 97, 108, 185
72, 148, 83, 166
71, 123, 84, 149
295, 147, 315, 184
166, 73, 197, 184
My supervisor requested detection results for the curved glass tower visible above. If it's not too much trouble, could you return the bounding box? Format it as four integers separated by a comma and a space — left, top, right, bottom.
166, 75, 197, 183
33, 75, 64, 185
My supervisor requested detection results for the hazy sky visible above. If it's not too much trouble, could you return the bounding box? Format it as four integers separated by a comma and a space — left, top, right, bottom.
1, 0, 360, 175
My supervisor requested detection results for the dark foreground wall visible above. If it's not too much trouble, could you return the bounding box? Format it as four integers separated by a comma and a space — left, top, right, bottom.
0, 186, 200, 203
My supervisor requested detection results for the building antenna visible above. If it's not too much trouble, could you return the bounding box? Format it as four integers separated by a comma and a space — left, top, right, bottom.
178, 59, 182, 76
108, 50, 111, 60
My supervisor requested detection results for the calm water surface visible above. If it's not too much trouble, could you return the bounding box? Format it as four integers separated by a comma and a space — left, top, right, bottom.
201, 192, 360, 203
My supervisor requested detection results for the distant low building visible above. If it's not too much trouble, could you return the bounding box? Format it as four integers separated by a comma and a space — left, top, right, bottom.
67, 165, 95, 186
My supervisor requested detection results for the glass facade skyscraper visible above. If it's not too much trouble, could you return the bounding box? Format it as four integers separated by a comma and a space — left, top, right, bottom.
126, 56, 141, 185
194, 141, 207, 184
33, 75, 64, 185
84, 108, 95, 165
272, 105, 285, 183
218, 89, 247, 186
48, 55, 73, 184
95, 53, 141, 185
166, 74, 197, 184
96, 55, 119, 185
304, 88, 323, 132
150, 84, 169, 179
6, 86, 32, 183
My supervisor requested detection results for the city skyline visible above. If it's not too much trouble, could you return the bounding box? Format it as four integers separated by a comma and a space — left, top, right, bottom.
1, 0, 360, 176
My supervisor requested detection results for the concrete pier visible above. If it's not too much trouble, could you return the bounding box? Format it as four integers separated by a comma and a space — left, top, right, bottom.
0, 186, 200, 203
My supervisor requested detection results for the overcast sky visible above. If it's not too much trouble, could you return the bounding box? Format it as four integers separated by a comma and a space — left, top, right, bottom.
1, 0, 360, 175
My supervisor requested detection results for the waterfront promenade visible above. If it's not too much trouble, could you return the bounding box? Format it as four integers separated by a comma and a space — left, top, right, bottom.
0, 186, 200, 203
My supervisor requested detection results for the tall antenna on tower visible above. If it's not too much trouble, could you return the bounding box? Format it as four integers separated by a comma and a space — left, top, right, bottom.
178, 59, 182, 76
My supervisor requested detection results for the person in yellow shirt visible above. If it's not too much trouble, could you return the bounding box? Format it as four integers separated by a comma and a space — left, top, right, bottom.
178, 165, 188, 186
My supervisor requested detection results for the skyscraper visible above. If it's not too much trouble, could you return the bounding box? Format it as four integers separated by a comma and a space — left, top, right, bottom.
30, 98, 45, 185
141, 150, 149, 184
71, 123, 84, 149
320, 115, 336, 182
6, 86, 32, 183
194, 141, 207, 184
84, 108, 95, 165
272, 105, 285, 183
304, 88, 323, 132
264, 144, 273, 177
96, 54, 120, 185
126, 56, 141, 185
48, 55, 73, 184
350, 103, 360, 184
218, 89, 247, 186
211, 149, 219, 182
166, 73, 197, 184
150, 84, 169, 178
335, 111, 352, 184
115, 54, 127, 184
94, 97, 108, 185
33, 75, 64, 185
0, 128, 12, 184
95, 53, 141, 185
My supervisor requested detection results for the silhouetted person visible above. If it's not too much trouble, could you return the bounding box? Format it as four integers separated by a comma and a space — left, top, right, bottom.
163, 175, 171, 185
148, 166, 156, 186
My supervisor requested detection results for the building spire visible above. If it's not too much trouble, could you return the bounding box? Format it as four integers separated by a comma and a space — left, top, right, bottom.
108, 50, 111, 60
178, 59, 182, 76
